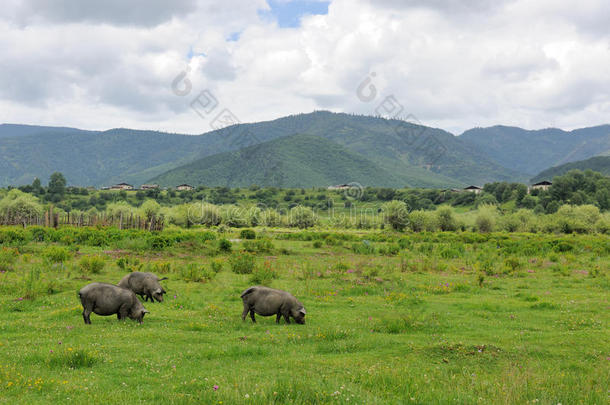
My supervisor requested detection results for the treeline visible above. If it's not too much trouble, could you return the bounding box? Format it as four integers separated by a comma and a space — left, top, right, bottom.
2, 169, 609, 225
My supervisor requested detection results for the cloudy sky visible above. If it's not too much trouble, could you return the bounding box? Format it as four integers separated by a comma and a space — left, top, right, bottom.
0, 0, 608, 135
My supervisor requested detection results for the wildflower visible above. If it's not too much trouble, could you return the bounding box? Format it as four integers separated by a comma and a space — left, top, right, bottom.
245, 394, 250, 399
50, 350, 54, 353
346, 269, 355, 274
213, 385, 219, 391
58, 341, 62, 345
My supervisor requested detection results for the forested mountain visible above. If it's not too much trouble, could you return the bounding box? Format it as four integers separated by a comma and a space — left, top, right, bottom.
459, 124, 610, 175
0, 112, 608, 188
149, 134, 409, 188
531, 156, 610, 183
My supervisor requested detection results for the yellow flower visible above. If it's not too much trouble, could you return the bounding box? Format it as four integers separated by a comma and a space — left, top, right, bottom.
68, 348, 73, 351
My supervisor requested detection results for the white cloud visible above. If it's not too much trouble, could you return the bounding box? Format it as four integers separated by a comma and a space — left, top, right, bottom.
0, 0, 608, 135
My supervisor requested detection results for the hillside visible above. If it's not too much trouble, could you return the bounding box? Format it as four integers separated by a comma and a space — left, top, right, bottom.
5, 112, 609, 188
531, 155, 610, 183
149, 134, 406, 188
0, 112, 520, 188
459, 124, 610, 175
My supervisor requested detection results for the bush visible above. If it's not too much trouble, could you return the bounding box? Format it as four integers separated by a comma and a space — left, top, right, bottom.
147, 234, 173, 250
42, 246, 72, 264
383, 200, 409, 231
0, 247, 19, 272
116, 257, 142, 272
240, 229, 256, 239
288, 206, 316, 228
180, 263, 216, 282
242, 239, 274, 254
210, 258, 224, 273
229, 252, 256, 274
218, 238, 232, 252
436, 206, 458, 231
250, 261, 278, 285
222, 205, 248, 227
79, 255, 106, 274
475, 204, 497, 233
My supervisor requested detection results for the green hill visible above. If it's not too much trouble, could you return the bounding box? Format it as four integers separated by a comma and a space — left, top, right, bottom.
149, 134, 407, 188
531, 155, 610, 183
10, 111, 608, 188
460, 124, 610, 175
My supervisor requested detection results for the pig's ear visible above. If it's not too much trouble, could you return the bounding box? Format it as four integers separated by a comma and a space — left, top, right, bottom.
155, 288, 163, 294
299, 308, 306, 315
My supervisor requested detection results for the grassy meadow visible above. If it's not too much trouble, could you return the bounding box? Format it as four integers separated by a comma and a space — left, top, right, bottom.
0, 226, 608, 404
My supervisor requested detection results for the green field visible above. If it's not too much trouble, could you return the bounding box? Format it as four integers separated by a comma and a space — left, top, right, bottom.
0, 227, 608, 404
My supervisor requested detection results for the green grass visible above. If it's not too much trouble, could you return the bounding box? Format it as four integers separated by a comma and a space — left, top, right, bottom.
0, 228, 608, 404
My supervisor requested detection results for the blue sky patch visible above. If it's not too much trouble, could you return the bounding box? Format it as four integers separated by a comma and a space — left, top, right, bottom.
259, 0, 330, 28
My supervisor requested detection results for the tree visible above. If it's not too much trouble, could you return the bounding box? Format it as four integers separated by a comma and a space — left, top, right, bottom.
47, 172, 67, 202
383, 200, 409, 231
288, 206, 316, 228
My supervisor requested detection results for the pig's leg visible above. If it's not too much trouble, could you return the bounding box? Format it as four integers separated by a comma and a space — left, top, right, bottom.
118, 304, 129, 321
82, 306, 92, 324
249, 310, 256, 323
276, 313, 281, 324
241, 304, 250, 321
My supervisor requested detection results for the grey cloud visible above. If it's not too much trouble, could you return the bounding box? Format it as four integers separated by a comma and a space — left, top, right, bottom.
4, 0, 198, 27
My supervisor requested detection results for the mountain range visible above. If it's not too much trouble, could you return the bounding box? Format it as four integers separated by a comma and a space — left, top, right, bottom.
0, 111, 608, 188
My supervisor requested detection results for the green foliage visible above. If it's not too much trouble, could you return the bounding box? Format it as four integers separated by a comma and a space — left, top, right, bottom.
78, 255, 106, 274
436, 206, 458, 231
48, 349, 97, 369
0, 247, 19, 272
42, 246, 72, 264
289, 205, 316, 228
383, 200, 409, 231
218, 238, 232, 252
249, 261, 278, 285
229, 252, 256, 274
180, 263, 217, 283
240, 229, 256, 239
0, 189, 43, 224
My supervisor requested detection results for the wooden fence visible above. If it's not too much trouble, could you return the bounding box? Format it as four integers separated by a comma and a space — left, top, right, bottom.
0, 207, 164, 231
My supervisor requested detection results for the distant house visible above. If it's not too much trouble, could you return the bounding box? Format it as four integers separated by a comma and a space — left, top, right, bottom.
327, 184, 351, 190
464, 185, 482, 194
110, 183, 134, 190
176, 184, 194, 191
530, 180, 552, 191
140, 184, 159, 190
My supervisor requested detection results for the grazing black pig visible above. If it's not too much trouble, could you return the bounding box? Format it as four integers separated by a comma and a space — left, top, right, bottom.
117, 272, 168, 303
241, 286, 306, 324
79, 282, 149, 324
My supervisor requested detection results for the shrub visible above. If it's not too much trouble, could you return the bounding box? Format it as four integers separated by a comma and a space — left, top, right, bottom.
116, 257, 142, 272
42, 246, 72, 264
436, 206, 458, 231
242, 239, 274, 254
313, 240, 323, 248
260, 209, 282, 227
250, 261, 278, 285
147, 234, 173, 250
222, 205, 248, 227
288, 206, 316, 228
240, 229, 256, 239
218, 238, 232, 252
383, 200, 410, 231
351, 240, 376, 255
229, 252, 256, 274
180, 263, 216, 283
79, 255, 106, 274
475, 204, 497, 233
0, 247, 19, 272
210, 258, 224, 273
